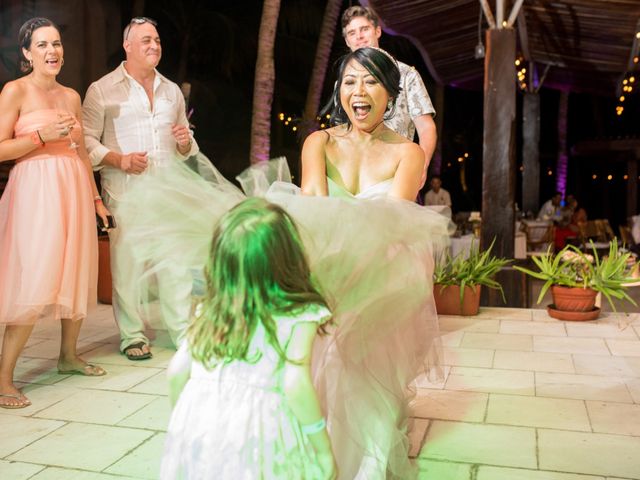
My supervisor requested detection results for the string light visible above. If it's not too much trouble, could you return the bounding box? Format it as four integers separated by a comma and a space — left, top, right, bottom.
607, 174, 613, 180
277, 111, 331, 135
615, 32, 639, 115
624, 174, 629, 180
592, 174, 597, 180
515, 55, 527, 91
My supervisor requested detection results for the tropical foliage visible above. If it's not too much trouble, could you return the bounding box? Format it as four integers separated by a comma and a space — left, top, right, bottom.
514, 239, 638, 311
434, 239, 511, 305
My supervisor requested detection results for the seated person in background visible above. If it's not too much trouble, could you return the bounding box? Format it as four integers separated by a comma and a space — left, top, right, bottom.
559, 194, 577, 227
424, 175, 452, 208
555, 197, 587, 249
537, 192, 562, 222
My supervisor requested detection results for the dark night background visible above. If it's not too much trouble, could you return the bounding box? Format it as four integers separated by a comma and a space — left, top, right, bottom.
1, 0, 639, 229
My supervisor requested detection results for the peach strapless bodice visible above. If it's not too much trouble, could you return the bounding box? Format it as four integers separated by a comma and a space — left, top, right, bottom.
14, 109, 81, 161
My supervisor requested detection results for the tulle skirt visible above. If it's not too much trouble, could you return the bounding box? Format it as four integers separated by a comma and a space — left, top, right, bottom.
0, 154, 98, 324
118, 156, 451, 479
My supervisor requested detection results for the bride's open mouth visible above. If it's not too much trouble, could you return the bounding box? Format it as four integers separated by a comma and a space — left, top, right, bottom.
352, 102, 371, 120
45, 58, 60, 66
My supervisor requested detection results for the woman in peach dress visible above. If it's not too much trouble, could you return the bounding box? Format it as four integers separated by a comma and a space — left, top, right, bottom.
0, 18, 111, 409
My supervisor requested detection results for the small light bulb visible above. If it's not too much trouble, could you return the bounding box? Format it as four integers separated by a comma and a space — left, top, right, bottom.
592, 174, 597, 179
515, 59, 521, 66
630, 76, 636, 83
607, 174, 613, 180
292, 126, 297, 131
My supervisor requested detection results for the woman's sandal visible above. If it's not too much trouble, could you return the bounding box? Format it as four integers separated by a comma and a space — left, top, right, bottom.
0, 393, 31, 409
57, 364, 107, 376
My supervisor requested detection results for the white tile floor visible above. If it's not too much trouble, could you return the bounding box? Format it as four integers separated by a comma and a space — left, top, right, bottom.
1, 304, 639, 479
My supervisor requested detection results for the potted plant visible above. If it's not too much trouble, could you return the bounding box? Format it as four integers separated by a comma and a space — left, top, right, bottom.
434, 239, 511, 315
514, 239, 638, 320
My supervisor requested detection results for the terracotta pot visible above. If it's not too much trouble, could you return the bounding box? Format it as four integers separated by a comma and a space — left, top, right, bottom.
97, 235, 112, 304
550, 285, 597, 312
434, 284, 481, 316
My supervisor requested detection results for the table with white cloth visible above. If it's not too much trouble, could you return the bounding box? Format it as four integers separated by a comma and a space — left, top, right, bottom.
449, 232, 528, 259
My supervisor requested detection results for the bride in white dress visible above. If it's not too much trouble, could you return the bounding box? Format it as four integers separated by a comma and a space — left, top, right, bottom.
295, 47, 449, 479
116, 46, 450, 480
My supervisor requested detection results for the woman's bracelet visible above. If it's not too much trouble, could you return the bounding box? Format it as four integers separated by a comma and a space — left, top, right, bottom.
300, 418, 326, 435
94, 195, 103, 204
30, 130, 45, 147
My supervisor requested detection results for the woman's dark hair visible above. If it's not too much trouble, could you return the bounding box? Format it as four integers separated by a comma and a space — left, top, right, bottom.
18, 17, 59, 73
322, 47, 401, 127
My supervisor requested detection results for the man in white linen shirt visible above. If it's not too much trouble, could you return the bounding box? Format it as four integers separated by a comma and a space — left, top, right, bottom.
83, 17, 198, 360
341, 5, 437, 186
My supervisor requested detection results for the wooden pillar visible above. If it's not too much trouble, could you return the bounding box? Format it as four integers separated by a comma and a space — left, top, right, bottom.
522, 92, 540, 215
628, 156, 639, 217
481, 28, 516, 257
481, 28, 522, 307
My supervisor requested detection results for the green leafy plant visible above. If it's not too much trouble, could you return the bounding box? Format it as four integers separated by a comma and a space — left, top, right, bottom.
434, 239, 511, 305
514, 238, 638, 311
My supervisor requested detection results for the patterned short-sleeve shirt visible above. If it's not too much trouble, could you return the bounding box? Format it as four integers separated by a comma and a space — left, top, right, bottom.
384, 61, 435, 140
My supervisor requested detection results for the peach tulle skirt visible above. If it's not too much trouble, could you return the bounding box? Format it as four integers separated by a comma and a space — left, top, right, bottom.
0, 110, 97, 324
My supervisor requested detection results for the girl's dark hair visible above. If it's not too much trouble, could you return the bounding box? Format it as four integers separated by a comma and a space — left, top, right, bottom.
323, 47, 401, 127
18, 17, 59, 73
187, 198, 329, 368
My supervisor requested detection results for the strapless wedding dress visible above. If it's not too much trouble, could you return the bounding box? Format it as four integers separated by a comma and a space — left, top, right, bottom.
116, 156, 451, 479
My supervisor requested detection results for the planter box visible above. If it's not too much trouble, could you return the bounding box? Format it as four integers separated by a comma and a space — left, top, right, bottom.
97, 235, 112, 304
434, 284, 482, 316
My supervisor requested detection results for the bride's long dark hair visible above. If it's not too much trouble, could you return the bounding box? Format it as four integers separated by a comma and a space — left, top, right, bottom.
323, 47, 402, 128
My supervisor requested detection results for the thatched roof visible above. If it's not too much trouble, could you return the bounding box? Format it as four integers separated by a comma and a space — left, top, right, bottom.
366, 0, 640, 94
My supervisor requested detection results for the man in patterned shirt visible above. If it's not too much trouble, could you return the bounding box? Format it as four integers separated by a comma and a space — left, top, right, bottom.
341, 5, 437, 185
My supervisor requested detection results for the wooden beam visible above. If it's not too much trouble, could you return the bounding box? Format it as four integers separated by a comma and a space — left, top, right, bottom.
507, 0, 525, 28
481, 27, 516, 259
479, 0, 497, 29
496, 0, 505, 28
516, 9, 530, 60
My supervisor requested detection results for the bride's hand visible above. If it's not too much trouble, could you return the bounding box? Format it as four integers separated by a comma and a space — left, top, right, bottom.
37, 113, 76, 143
317, 452, 337, 480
